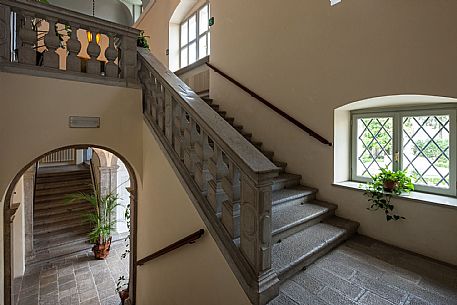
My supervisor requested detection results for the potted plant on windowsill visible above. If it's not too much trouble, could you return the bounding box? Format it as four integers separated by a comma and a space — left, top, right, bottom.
363, 168, 414, 221
66, 190, 119, 259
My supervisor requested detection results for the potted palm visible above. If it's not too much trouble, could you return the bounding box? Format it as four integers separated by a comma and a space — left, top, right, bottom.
67, 190, 119, 259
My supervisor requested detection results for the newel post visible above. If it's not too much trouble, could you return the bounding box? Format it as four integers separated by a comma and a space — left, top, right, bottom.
121, 35, 137, 83
240, 170, 279, 304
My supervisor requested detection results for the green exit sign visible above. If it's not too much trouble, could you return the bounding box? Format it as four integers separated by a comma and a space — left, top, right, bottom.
209, 17, 214, 26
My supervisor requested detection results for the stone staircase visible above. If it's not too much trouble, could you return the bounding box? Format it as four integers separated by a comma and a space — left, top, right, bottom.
30, 164, 94, 264
200, 95, 359, 288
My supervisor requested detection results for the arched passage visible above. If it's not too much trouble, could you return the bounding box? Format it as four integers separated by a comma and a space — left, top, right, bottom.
3, 144, 139, 305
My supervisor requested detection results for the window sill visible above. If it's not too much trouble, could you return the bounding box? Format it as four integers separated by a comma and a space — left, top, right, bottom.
333, 181, 457, 210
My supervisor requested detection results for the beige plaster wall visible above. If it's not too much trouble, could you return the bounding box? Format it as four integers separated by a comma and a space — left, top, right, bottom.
135, 0, 181, 66
0, 71, 143, 301
136, 0, 457, 265
136, 122, 250, 305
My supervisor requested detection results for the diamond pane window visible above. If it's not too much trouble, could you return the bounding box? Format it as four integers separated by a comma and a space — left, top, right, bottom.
356, 117, 393, 178
402, 115, 450, 188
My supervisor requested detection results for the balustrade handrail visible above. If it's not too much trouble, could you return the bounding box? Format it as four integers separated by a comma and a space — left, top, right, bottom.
207, 62, 333, 147
137, 229, 205, 266
138, 48, 279, 176
138, 48, 281, 304
0, 0, 138, 36
0, 0, 140, 86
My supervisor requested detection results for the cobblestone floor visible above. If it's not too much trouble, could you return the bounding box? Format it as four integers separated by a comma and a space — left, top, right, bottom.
13, 241, 129, 305
270, 235, 457, 305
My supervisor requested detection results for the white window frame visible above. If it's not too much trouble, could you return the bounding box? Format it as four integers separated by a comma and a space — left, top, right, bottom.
351, 105, 457, 196
179, 3, 210, 69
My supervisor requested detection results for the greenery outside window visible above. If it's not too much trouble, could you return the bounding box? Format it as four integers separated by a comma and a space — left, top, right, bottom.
179, 3, 210, 69
351, 106, 457, 196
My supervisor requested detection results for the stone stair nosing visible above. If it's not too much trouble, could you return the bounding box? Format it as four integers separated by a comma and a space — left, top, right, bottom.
33, 207, 92, 226
34, 217, 91, 235
35, 179, 92, 190
34, 202, 93, 217
34, 184, 93, 197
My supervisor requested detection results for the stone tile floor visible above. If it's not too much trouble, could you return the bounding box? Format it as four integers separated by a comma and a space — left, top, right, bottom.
269, 235, 457, 305
13, 240, 129, 305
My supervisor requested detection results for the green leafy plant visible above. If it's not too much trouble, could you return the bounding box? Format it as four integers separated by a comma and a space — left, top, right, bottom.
363, 168, 414, 221
66, 190, 120, 245
137, 30, 150, 49
116, 203, 130, 295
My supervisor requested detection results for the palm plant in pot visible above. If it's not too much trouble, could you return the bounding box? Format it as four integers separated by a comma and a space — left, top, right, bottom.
364, 168, 414, 221
66, 190, 119, 259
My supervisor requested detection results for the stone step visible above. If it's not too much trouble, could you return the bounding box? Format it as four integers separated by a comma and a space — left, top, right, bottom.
35, 184, 93, 197
209, 104, 219, 111
272, 186, 317, 207
34, 204, 93, 220
33, 233, 91, 256
33, 225, 91, 250
34, 217, 91, 236
34, 199, 88, 210
37, 167, 90, 178
242, 132, 252, 140
272, 200, 336, 243
36, 173, 91, 184
250, 140, 263, 150
217, 110, 227, 117
272, 173, 301, 191
271, 216, 359, 283
225, 117, 235, 124
29, 238, 93, 265
202, 97, 213, 105
34, 190, 93, 203
273, 161, 287, 172
262, 150, 275, 160
233, 124, 244, 132
35, 179, 92, 191
34, 207, 92, 226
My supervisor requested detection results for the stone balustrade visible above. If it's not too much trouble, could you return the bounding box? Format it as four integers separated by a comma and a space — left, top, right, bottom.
0, 0, 140, 86
138, 48, 281, 305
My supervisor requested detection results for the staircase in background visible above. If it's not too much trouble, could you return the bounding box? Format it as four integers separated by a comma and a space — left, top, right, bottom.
200, 94, 359, 284
30, 164, 94, 265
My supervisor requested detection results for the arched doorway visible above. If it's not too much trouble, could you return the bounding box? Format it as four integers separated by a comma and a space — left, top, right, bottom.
3, 144, 138, 305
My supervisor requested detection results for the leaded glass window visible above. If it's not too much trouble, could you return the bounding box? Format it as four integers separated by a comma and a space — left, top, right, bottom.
352, 107, 456, 196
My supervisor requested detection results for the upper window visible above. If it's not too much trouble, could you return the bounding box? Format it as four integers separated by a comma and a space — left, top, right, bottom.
352, 106, 457, 196
179, 3, 210, 68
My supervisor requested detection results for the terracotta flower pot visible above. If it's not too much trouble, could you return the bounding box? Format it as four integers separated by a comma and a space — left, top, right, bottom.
92, 237, 112, 260
119, 289, 129, 305
383, 180, 398, 192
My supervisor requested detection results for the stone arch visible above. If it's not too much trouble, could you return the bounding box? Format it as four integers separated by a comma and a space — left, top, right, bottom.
3, 144, 139, 305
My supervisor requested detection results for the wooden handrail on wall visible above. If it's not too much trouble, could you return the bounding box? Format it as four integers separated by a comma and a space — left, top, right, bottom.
137, 229, 205, 266
206, 63, 333, 147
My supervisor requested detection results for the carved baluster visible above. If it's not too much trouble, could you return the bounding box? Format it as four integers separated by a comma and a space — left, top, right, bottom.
183, 117, 199, 175
0, 4, 11, 62
121, 35, 137, 82
208, 145, 228, 216
105, 33, 118, 77
43, 17, 61, 69
149, 78, 159, 122
173, 102, 185, 159
222, 161, 241, 238
194, 130, 213, 194
18, 11, 36, 65
155, 81, 165, 131
86, 28, 100, 75
66, 22, 81, 72
142, 74, 154, 121
240, 170, 279, 302
164, 90, 173, 143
